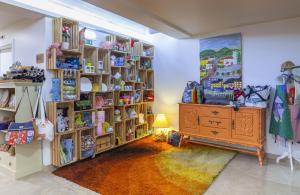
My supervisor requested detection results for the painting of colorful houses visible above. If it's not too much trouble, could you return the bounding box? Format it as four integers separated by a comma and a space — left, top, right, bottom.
200, 33, 242, 92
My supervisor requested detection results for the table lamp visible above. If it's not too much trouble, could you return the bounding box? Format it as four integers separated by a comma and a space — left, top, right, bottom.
153, 114, 169, 141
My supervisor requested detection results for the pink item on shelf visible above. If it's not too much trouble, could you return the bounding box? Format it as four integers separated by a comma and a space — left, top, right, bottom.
288, 104, 300, 142
96, 111, 105, 136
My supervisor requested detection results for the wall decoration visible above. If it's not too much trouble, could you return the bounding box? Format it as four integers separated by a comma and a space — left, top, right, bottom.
200, 33, 242, 93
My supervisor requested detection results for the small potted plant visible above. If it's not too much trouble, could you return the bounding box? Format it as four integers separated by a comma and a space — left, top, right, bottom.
62, 25, 71, 50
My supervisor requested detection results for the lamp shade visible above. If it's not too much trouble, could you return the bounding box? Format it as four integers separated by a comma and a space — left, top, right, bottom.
153, 114, 169, 128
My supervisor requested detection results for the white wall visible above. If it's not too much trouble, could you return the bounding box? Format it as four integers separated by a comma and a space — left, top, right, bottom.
0, 17, 53, 165
152, 17, 300, 155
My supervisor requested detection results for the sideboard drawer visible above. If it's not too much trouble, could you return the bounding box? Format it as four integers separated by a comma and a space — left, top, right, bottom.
198, 107, 231, 118
200, 117, 231, 130
199, 126, 230, 139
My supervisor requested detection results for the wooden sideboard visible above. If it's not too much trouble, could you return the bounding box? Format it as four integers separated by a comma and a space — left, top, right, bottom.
179, 103, 266, 166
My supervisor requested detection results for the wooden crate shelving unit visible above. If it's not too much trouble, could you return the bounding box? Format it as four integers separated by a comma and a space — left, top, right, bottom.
48, 18, 155, 167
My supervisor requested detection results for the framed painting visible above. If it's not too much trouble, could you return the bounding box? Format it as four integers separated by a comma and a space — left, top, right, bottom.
199, 33, 242, 93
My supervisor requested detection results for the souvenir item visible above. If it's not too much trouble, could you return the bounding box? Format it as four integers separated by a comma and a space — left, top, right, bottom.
167, 130, 181, 146
60, 138, 73, 164
120, 80, 125, 91
101, 83, 108, 92
83, 112, 93, 127
134, 91, 141, 102
81, 135, 95, 158
269, 85, 294, 140
56, 109, 69, 133
95, 96, 104, 109
98, 61, 104, 72
62, 25, 70, 50
34, 89, 54, 141
114, 110, 122, 122
138, 113, 145, 124
80, 77, 92, 92
92, 83, 100, 92
96, 111, 105, 136
182, 81, 201, 103
289, 104, 300, 142
102, 122, 110, 134
75, 100, 92, 111
244, 85, 271, 108
6, 88, 35, 145
63, 70, 77, 100
127, 108, 137, 119
52, 79, 61, 102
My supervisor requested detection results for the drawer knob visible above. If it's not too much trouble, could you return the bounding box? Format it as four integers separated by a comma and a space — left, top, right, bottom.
211, 130, 219, 135
212, 111, 219, 115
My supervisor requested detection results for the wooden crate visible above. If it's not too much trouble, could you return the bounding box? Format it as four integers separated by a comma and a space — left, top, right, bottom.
53, 17, 79, 50
82, 45, 98, 74
98, 48, 110, 74
146, 69, 154, 90
77, 127, 95, 160
52, 69, 80, 102
95, 136, 112, 153
52, 131, 78, 167
47, 101, 75, 135
114, 122, 124, 145
46, 48, 82, 70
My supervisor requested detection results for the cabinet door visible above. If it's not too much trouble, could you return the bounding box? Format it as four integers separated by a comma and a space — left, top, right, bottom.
179, 105, 199, 135
232, 108, 259, 143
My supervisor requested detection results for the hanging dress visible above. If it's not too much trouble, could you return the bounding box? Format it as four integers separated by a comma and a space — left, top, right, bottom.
269, 85, 294, 140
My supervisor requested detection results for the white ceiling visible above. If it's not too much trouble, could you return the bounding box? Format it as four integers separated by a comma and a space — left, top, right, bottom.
0, 2, 42, 30
85, 0, 300, 38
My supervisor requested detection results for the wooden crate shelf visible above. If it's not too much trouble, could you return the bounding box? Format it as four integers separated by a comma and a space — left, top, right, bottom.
53, 17, 79, 50
49, 17, 155, 167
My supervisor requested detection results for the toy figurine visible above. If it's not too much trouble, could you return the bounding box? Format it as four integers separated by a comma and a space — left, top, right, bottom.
127, 108, 137, 119
120, 80, 125, 91
111, 55, 116, 66
114, 109, 122, 122
75, 113, 86, 128
57, 109, 69, 133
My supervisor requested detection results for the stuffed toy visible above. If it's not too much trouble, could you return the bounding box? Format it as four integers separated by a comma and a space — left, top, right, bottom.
114, 109, 122, 122
57, 109, 69, 132
75, 113, 86, 128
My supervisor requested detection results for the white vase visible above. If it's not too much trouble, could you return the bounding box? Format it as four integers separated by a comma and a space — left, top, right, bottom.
62, 42, 70, 50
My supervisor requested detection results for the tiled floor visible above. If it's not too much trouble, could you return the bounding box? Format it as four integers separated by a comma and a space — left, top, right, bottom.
206, 154, 300, 195
0, 154, 299, 195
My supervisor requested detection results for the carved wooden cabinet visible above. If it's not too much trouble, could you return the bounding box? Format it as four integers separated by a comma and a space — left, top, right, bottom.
179, 103, 266, 166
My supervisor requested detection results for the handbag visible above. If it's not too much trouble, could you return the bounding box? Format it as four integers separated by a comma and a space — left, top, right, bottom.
244, 85, 271, 108
5, 88, 36, 145
34, 88, 54, 141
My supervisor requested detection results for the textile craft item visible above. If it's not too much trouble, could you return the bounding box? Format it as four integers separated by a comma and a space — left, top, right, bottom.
289, 104, 300, 142
244, 85, 271, 108
270, 85, 294, 140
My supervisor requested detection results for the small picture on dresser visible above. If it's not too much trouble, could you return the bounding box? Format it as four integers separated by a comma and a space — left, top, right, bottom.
200, 33, 242, 93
